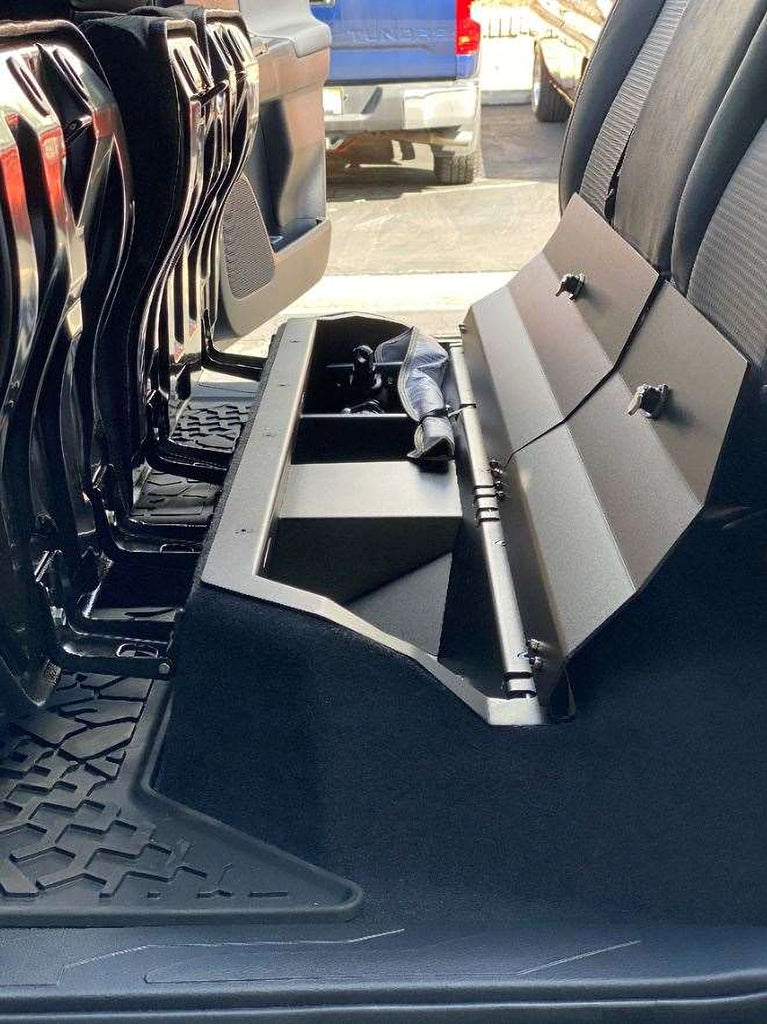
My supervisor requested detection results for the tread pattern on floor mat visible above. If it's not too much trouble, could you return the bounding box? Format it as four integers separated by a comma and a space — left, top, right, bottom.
133, 395, 252, 527
174, 399, 252, 453
0, 673, 359, 924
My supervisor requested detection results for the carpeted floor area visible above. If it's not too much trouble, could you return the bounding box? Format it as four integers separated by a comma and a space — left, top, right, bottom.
159, 528, 767, 928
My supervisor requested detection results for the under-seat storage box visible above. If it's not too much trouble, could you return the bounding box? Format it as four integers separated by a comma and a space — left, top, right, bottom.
266, 461, 461, 603
198, 315, 540, 727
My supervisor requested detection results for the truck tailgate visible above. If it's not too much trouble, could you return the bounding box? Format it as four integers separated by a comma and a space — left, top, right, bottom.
311, 0, 479, 82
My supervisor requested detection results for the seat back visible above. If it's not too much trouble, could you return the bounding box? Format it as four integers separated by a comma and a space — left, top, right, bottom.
36, 26, 131, 574
562, 0, 767, 276
80, 6, 258, 516
673, 13, 767, 352
79, 12, 209, 512
139, 5, 259, 417
613, 0, 767, 273
0, 22, 129, 708
662, 16, 767, 504
577, 0, 690, 218
559, 0, 682, 212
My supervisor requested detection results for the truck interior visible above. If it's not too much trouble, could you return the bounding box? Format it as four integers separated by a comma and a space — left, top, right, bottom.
1, 0, 767, 1020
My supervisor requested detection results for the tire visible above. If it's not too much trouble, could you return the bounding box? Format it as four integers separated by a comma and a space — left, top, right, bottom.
433, 146, 480, 185
532, 46, 570, 123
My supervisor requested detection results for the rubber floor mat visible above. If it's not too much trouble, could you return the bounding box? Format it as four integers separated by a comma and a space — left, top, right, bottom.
133, 391, 253, 528
0, 672, 360, 924
173, 397, 253, 453
132, 472, 223, 527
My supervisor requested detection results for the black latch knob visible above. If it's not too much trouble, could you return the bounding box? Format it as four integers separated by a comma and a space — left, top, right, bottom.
555, 272, 586, 301
626, 383, 670, 419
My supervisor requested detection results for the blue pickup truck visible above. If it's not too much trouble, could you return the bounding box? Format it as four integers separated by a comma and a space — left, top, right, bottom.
312, 0, 482, 183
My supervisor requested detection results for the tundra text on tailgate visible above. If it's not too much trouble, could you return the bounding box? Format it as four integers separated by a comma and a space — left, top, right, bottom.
313, 0, 482, 183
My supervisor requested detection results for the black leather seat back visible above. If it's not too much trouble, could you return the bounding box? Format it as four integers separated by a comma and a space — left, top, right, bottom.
35, 26, 132, 573
79, 12, 207, 512
80, 7, 258, 515
133, 5, 258, 404
0, 22, 129, 708
196, 12, 258, 338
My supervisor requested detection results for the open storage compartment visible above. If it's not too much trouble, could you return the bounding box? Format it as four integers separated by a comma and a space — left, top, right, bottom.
293, 415, 414, 463
293, 317, 412, 463
195, 259, 749, 728
197, 314, 542, 725
264, 317, 468, 665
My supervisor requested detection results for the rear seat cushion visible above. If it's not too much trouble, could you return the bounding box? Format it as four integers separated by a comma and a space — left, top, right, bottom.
614, 0, 767, 274
559, 0, 667, 212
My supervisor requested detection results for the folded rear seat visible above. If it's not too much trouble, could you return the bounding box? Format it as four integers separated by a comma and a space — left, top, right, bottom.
0, 18, 174, 709
671, 17, 767, 499
675, 40, 767, 363
565, 0, 691, 219
76, 4, 259, 541
464, 0, 767, 461
614, 0, 767, 274
75, 11, 212, 522
0, 8, 260, 714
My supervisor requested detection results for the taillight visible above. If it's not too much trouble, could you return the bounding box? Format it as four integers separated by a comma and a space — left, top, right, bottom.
456, 0, 480, 55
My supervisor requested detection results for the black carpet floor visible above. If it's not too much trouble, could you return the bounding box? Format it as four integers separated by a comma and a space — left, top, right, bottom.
159, 530, 767, 928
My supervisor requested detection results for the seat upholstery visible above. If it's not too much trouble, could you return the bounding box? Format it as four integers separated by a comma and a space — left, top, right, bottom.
563, 0, 767, 279
613, 0, 767, 273
577, 0, 690, 217
686, 126, 767, 370
672, 13, 767, 286
559, 0, 670, 211
672, 17, 767, 371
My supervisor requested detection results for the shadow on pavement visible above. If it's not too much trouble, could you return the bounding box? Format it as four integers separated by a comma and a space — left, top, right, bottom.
326, 105, 566, 202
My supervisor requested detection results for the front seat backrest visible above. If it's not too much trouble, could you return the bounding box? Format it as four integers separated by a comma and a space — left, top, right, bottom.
577, 0, 690, 218
673, 15, 767, 372
613, 0, 767, 274
559, 0, 671, 212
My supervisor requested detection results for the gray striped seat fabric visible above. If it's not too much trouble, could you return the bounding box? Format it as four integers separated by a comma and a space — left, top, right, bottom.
579, 0, 690, 216
687, 123, 767, 369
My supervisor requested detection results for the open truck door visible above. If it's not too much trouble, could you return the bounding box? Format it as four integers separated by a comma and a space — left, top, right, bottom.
216, 0, 332, 339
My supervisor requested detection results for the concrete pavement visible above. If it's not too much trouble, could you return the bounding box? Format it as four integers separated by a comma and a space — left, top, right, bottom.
232, 105, 565, 356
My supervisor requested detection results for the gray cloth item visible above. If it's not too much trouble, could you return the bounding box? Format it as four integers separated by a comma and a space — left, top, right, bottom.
376, 327, 455, 463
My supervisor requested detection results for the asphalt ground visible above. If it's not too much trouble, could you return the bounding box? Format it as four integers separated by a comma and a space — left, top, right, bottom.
234, 104, 566, 353
326, 104, 563, 274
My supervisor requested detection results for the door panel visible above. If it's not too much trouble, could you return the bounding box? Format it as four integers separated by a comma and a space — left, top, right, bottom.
218, 1, 331, 340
